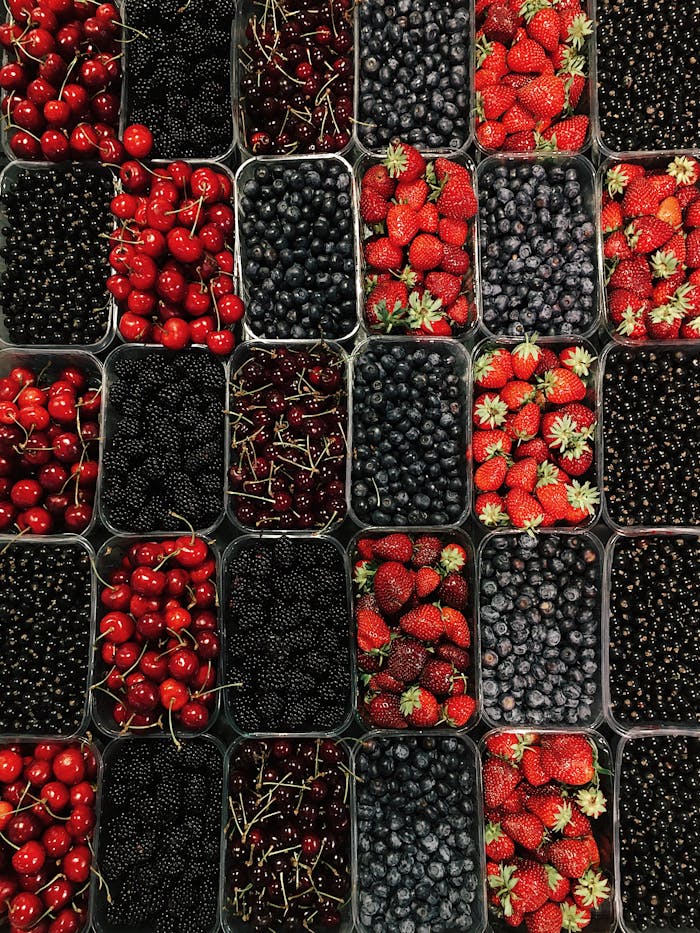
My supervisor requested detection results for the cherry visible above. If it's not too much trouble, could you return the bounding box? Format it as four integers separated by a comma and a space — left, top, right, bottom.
12, 841, 45, 875
122, 123, 153, 158
6, 813, 41, 845
52, 749, 84, 786
99, 611, 134, 644
61, 845, 90, 883
160, 316, 190, 350
8, 891, 43, 929
42, 825, 71, 858
41, 781, 70, 812
179, 701, 209, 729
159, 678, 188, 712
0, 750, 22, 782
43, 878, 73, 913
126, 680, 158, 714
48, 907, 82, 933
66, 803, 95, 839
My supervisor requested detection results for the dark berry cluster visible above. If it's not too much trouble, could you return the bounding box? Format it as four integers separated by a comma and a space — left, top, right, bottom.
102, 350, 225, 534
618, 734, 700, 932
0, 542, 91, 735
125, 0, 234, 159
97, 738, 222, 933
356, 735, 480, 932
608, 535, 700, 726
226, 536, 351, 734
357, 0, 469, 152
603, 348, 700, 528
352, 341, 467, 526
479, 161, 597, 337
240, 160, 358, 340
479, 532, 601, 726
596, 0, 700, 152
0, 167, 112, 346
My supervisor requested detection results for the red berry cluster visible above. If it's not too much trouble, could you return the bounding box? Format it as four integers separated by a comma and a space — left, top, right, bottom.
483, 731, 612, 933
602, 154, 700, 340
95, 535, 220, 735
0, 740, 98, 933
107, 161, 243, 354
0, 0, 124, 163
229, 344, 347, 530
474, 0, 591, 153
360, 141, 477, 336
353, 533, 476, 730
0, 363, 100, 535
472, 338, 599, 530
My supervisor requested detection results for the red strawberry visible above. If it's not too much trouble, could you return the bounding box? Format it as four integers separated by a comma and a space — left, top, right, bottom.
474, 347, 514, 388
408, 233, 444, 271
474, 392, 508, 428
420, 659, 464, 697
525, 901, 564, 933
515, 437, 550, 463
475, 66, 501, 91
368, 671, 404, 694
483, 756, 521, 809
536, 480, 570, 520
383, 141, 426, 182
526, 7, 560, 50
561, 898, 592, 932
541, 368, 586, 403
507, 38, 548, 72
434, 158, 478, 220
501, 813, 546, 851
556, 439, 593, 478
604, 230, 632, 260
385, 637, 428, 683
546, 865, 571, 902
511, 333, 543, 379
399, 604, 444, 641
656, 195, 682, 228
426, 271, 462, 306
667, 154, 700, 186
442, 694, 476, 727
356, 608, 391, 652
605, 162, 645, 197
505, 457, 538, 492
500, 379, 534, 410
508, 401, 541, 440
447, 295, 472, 326
505, 488, 545, 530
373, 561, 415, 614
573, 869, 611, 910
525, 788, 572, 830
359, 186, 389, 223
485, 821, 516, 861
416, 201, 439, 233
411, 535, 442, 568
540, 115, 588, 151
438, 572, 469, 610
563, 804, 591, 838
395, 177, 429, 210
486, 731, 535, 761
540, 733, 595, 785
357, 650, 382, 674
386, 203, 420, 246
518, 74, 566, 119
439, 244, 471, 275
362, 163, 395, 198
374, 533, 413, 562
473, 428, 513, 462
626, 215, 674, 253
491, 859, 551, 914
687, 228, 700, 267
503, 130, 536, 152
476, 491, 509, 526
502, 102, 537, 133
367, 693, 408, 728
483, 1, 519, 41
609, 257, 653, 296
480, 84, 518, 119
545, 838, 595, 879
645, 303, 684, 339
520, 745, 548, 785
438, 217, 469, 246
475, 454, 509, 492
608, 288, 648, 323
415, 566, 441, 598
365, 237, 403, 271
650, 173, 676, 199
441, 542, 467, 572
621, 176, 662, 217
559, 9, 593, 45
435, 642, 471, 669
364, 280, 408, 330
476, 36, 509, 74
500, 782, 527, 815
477, 120, 508, 150
400, 685, 440, 726
559, 345, 594, 378
601, 200, 623, 233
441, 606, 471, 648
684, 199, 700, 227
356, 537, 375, 560
563, 72, 585, 109
535, 347, 561, 374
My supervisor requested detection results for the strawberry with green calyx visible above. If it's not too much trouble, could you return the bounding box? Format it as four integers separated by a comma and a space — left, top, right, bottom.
511, 332, 543, 379
575, 786, 607, 819
501, 812, 547, 851
385, 637, 428, 683
373, 560, 415, 614
475, 347, 515, 388
505, 488, 545, 533
483, 756, 521, 809
556, 435, 593, 478
605, 162, 645, 197
525, 788, 572, 830
383, 141, 426, 183
562, 804, 591, 838
486, 730, 537, 762
491, 858, 551, 915
539, 733, 596, 785
541, 412, 580, 451
405, 293, 446, 335
505, 457, 539, 492
485, 821, 516, 861
400, 685, 440, 726
432, 158, 478, 221
476, 491, 510, 526
573, 868, 611, 910
440, 542, 467, 573
545, 865, 571, 902
474, 393, 509, 429
373, 533, 413, 562
507, 400, 542, 440
399, 604, 444, 641
539, 115, 589, 151
525, 901, 564, 933
356, 608, 391, 653
539, 367, 587, 404
395, 177, 429, 210
473, 429, 514, 462
565, 479, 600, 524
364, 281, 408, 331
558, 345, 594, 378
501, 379, 536, 410
536, 478, 572, 521
420, 659, 466, 697
415, 566, 441, 598
667, 155, 700, 187
561, 897, 591, 931
411, 535, 442, 568
441, 694, 476, 727
368, 693, 408, 728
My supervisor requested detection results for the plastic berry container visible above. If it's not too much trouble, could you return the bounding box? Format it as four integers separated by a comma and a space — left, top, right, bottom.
235, 154, 362, 345
98, 343, 228, 538
479, 727, 616, 933
347, 525, 480, 732
352, 730, 486, 933
0, 534, 96, 740
595, 149, 700, 345
93, 733, 225, 933
0, 347, 104, 538
598, 340, 700, 534
476, 528, 605, 731
601, 531, 700, 734
0, 161, 117, 353
353, 150, 481, 339
476, 153, 601, 342
352, 0, 474, 159
90, 534, 223, 739
226, 339, 350, 534
221, 735, 355, 933
469, 336, 602, 531
349, 335, 471, 528
221, 533, 356, 738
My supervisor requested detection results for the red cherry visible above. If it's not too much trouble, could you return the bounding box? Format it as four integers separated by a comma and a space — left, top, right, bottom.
206, 329, 235, 355
61, 846, 91, 883
195, 630, 220, 660
173, 534, 208, 567
79, 58, 108, 88
122, 123, 153, 158
17, 507, 53, 535
189, 315, 214, 344
22, 26, 55, 57
0, 800, 13, 830
8, 891, 43, 929
39, 51, 67, 84
99, 611, 134, 644
98, 135, 125, 164
166, 227, 204, 264
6, 812, 41, 845
119, 159, 149, 193
0, 63, 28, 91
179, 701, 209, 730
206, 203, 235, 236
69, 782, 95, 807
66, 803, 95, 839
52, 432, 80, 463
190, 167, 222, 205
60, 83, 89, 116
69, 122, 99, 157
40, 129, 69, 162
43, 878, 73, 913
42, 825, 71, 858
41, 781, 70, 812
138, 648, 168, 681
13, 98, 43, 133
63, 503, 92, 532
0, 749, 22, 781
12, 841, 45, 875
135, 226, 166, 259
9, 131, 41, 159
218, 294, 245, 324
48, 907, 82, 933
43, 98, 70, 126
52, 749, 85, 786
168, 648, 199, 681
160, 317, 190, 350
159, 678, 188, 711
118, 312, 150, 342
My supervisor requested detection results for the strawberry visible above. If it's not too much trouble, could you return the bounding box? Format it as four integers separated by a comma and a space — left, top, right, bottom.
405, 291, 450, 334
608, 288, 648, 323
438, 217, 469, 246
447, 295, 472, 326
473, 430, 514, 464
480, 84, 518, 119
500, 784, 527, 814
476, 35, 509, 74
545, 838, 594, 879
434, 158, 478, 220
556, 438, 593, 478
365, 237, 403, 271
415, 566, 441, 598
651, 234, 687, 279
535, 480, 570, 520
356, 608, 391, 652
685, 199, 700, 227
395, 177, 429, 211
385, 637, 428, 683
367, 693, 408, 728
411, 535, 442, 568
357, 650, 381, 674
364, 280, 408, 330
485, 821, 516, 861
563, 72, 585, 110
373, 533, 413, 563
518, 74, 566, 119
408, 233, 444, 271
483, 0, 519, 41
561, 898, 591, 932
525, 901, 563, 933
425, 271, 462, 306
650, 173, 676, 199
535, 347, 561, 374
541, 411, 580, 450
485, 731, 535, 761
474, 392, 508, 428
678, 185, 700, 210
362, 163, 396, 198
573, 869, 611, 910
367, 671, 404, 694
475, 454, 509, 492
508, 401, 541, 440
505, 457, 538, 492
515, 437, 550, 463
416, 201, 439, 233
438, 572, 469, 610
503, 102, 537, 133
500, 379, 534, 410
501, 812, 546, 851
503, 130, 536, 152
605, 162, 645, 197
477, 120, 508, 151
667, 154, 700, 186
373, 560, 415, 614
420, 659, 463, 697
400, 685, 440, 726
441, 543, 467, 573
356, 537, 375, 560
558, 345, 594, 378
621, 176, 662, 217
625, 215, 674, 253
356, 592, 381, 614
386, 202, 420, 246
475, 347, 515, 388
442, 694, 476, 727
541, 368, 586, 403
540, 733, 595, 785
383, 141, 426, 183
575, 786, 607, 819
608, 257, 653, 296
419, 316, 453, 337
505, 488, 545, 530
399, 604, 444, 641
475, 66, 501, 91
603, 230, 632, 261
540, 115, 588, 151
510, 333, 542, 379
520, 745, 548, 785
564, 479, 600, 523
441, 606, 471, 648
656, 195, 683, 228
525, 7, 560, 50
354, 558, 377, 591
646, 303, 684, 339
601, 200, 623, 233
559, 10, 592, 46
483, 756, 521, 809
687, 228, 700, 267
545, 865, 570, 902
525, 788, 572, 829
562, 804, 591, 838
439, 244, 471, 275
491, 859, 551, 914
359, 186, 389, 223
476, 491, 509, 526
507, 38, 548, 72
435, 642, 471, 669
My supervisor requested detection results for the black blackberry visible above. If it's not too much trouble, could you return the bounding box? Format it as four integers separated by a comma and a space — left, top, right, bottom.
102, 349, 225, 533
357, 0, 470, 151
603, 347, 700, 528
225, 536, 351, 733
352, 340, 468, 525
479, 159, 597, 337
0, 542, 91, 735
125, 0, 234, 158
0, 165, 113, 345
240, 159, 358, 340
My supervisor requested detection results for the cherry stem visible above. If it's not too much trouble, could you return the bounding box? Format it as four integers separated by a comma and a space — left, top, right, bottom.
167, 699, 182, 751
168, 510, 196, 544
